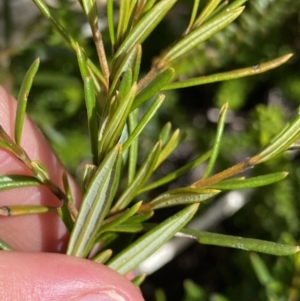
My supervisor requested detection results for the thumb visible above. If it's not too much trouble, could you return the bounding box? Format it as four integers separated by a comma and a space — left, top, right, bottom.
0, 251, 144, 301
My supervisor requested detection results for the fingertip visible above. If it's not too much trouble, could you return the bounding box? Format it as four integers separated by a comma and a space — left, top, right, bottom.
0, 252, 145, 301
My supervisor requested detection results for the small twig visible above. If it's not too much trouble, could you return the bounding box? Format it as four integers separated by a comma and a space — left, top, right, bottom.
91, 23, 110, 91
190, 155, 260, 189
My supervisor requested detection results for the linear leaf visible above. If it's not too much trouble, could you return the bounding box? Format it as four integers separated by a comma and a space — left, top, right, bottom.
126, 210, 154, 224
226, 0, 248, 11
131, 274, 146, 286
107, 0, 115, 47
110, 45, 140, 95
183, 229, 300, 256
113, 0, 177, 62
0, 140, 13, 153
15, 58, 40, 145
134, 68, 174, 111
123, 94, 165, 152
92, 249, 113, 264
0, 175, 41, 190
76, 44, 98, 164
159, 122, 172, 146
128, 109, 139, 185
256, 108, 300, 163
67, 144, 122, 257
162, 7, 244, 64
193, 0, 222, 28
250, 253, 273, 285
155, 129, 186, 169
185, 0, 201, 34
111, 141, 161, 213
203, 103, 228, 178
99, 201, 142, 234
164, 54, 293, 90
81, 0, 98, 27
100, 85, 137, 154
32, 0, 77, 49
116, 0, 132, 45
145, 188, 220, 210
0, 205, 56, 216
140, 150, 212, 194
119, 69, 133, 99
141, 0, 157, 15
108, 204, 199, 274
210, 172, 288, 190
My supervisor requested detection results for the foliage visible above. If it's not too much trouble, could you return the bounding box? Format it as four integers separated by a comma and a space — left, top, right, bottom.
1, 0, 300, 300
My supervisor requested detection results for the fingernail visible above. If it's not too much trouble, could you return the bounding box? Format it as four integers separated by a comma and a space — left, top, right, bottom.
70, 290, 125, 301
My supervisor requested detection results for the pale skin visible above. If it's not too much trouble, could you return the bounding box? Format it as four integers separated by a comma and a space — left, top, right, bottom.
0, 86, 144, 301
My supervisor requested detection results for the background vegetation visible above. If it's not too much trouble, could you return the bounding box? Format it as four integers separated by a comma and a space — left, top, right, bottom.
1, 0, 300, 300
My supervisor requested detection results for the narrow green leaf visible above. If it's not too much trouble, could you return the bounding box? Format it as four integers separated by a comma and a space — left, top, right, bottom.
100, 84, 137, 154
161, 7, 244, 65
126, 210, 154, 223
119, 69, 133, 99
113, 0, 177, 62
139, 150, 211, 194
123, 94, 165, 152
155, 129, 186, 169
62, 172, 74, 205
250, 253, 274, 286
0, 237, 13, 250
57, 204, 74, 233
32, 0, 77, 49
106, 223, 145, 233
92, 249, 113, 264
82, 164, 97, 194
87, 60, 106, 96
15, 58, 40, 145
0, 140, 13, 153
145, 188, 220, 210
107, 0, 115, 47
131, 274, 146, 286
159, 122, 172, 146
183, 229, 300, 256
81, 0, 98, 27
185, 0, 201, 34
67, 144, 122, 257
76, 44, 98, 164
111, 141, 161, 213
164, 54, 293, 90
110, 45, 140, 96
203, 103, 228, 178
133, 68, 174, 111
59, 172, 76, 232
226, 0, 248, 11
127, 109, 139, 185
141, 0, 157, 15
132, 44, 142, 83
99, 201, 142, 234
116, 0, 132, 45
108, 204, 199, 274
0, 205, 56, 216
0, 175, 41, 190
210, 172, 288, 190
256, 108, 300, 163
193, 0, 222, 28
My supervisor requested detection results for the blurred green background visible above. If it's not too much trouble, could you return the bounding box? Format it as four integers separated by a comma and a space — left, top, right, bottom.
1, 0, 300, 300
